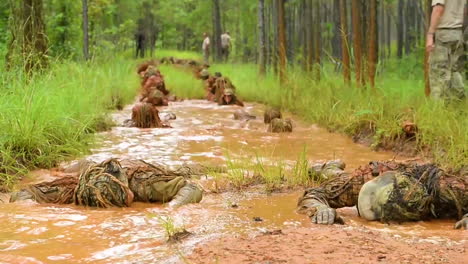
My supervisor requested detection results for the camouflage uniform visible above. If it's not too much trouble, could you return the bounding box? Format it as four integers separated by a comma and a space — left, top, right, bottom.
297, 160, 468, 229
429, 0, 466, 100
10, 159, 204, 208
429, 30, 466, 99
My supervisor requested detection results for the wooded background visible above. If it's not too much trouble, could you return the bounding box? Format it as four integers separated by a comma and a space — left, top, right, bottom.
0, 0, 435, 88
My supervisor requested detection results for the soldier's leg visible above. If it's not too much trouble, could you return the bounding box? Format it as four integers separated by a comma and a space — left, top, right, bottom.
429, 42, 451, 99
447, 34, 466, 99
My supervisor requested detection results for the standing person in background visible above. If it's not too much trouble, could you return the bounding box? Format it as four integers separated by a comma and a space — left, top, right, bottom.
426, 0, 466, 100
202, 32, 211, 64
221, 31, 232, 62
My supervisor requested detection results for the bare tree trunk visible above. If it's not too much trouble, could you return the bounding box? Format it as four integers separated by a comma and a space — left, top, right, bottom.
306, 0, 314, 72
258, 0, 266, 76
351, 0, 363, 87
21, 0, 48, 73
397, 0, 404, 58
368, 0, 377, 90
332, 0, 342, 60
212, 0, 222, 62
277, 0, 287, 84
82, 0, 89, 61
272, 0, 278, 76
424, 0, 432, 97
314, 0, 321, 81
340, 0, 351, 85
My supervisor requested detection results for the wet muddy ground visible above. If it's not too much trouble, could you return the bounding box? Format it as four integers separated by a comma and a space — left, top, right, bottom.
0, 100, 465, 264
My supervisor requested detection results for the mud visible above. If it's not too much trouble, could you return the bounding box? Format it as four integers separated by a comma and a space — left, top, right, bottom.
1, 100, 463, 264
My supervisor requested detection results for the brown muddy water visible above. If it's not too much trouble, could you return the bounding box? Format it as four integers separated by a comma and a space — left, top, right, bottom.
0, 100, 465, 264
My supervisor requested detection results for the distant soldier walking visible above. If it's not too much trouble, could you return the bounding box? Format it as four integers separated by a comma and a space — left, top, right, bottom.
202, 32, 211, 64
221, 31, 232, 62
426, 0, 466, 100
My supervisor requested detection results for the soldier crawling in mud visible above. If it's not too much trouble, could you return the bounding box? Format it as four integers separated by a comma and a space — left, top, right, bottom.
218, 88, 244, 107
297, 160, 468, 229
10, 159, 205, 208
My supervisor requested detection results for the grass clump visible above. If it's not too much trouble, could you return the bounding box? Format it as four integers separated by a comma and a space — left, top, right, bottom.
208, 63, 467, 170
0, 58, 139, 190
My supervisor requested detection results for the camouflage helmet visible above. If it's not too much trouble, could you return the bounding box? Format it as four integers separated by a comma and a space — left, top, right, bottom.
224, 88, 234, 96
200, 69, 209, 78
144, 66, 158, 78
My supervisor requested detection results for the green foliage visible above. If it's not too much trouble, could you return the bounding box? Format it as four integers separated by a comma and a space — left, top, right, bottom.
206, 63, 467, 170
0, 57, 138, 189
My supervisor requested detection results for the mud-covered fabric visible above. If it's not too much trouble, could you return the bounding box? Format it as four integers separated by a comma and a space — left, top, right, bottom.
213, 77, 236, 103
10, 176, 78, 204
268, 118, 292, 133
124, 160, 207, 203
298, 161, 403, 214
74, 159, 133, 208
298, 161, 467, 223
264, 108, 282, 124
429, 29, 465, 100
218, 95, 244, 107
131, 103, 163, 128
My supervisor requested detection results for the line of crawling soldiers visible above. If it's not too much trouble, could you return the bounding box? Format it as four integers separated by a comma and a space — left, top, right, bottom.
8, 59, 467, 231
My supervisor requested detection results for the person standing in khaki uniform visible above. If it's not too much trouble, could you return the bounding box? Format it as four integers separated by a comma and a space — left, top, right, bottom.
426, 0, 466, 100
202, 33, 211, 64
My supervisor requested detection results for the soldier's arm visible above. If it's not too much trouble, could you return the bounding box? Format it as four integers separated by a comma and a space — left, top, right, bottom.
426, 2, 445, 52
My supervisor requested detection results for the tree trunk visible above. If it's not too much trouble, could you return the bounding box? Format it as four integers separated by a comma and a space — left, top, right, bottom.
340, 0, 351, 85
397, 0, 404, 58
368, 0, 377, 90
332, 0, 342, 60
258, 0, 266, 76
212, 0, 222, 62
314, 0, 321, 81
272, 0, 278, 76
424, 0, 432, 97
277, 0, 287, 83
20, 0, 48, 73
306, 0, 314, 72
351, 0, 363, 87
82, 0, 89, 61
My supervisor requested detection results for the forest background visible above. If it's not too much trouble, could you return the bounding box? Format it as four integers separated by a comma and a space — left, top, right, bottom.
0, 0, 466, 190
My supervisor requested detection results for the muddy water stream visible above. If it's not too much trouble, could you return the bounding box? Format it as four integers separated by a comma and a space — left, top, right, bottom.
0, 100, 464, 263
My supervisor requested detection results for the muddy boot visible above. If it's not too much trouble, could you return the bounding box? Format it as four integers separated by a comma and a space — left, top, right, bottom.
264, 108, 282, 124
168, 183, 203, 208
233, 110, 256, 121
268, 118, 293, 133
161, 112, 177, 121
308, 160, 346, 180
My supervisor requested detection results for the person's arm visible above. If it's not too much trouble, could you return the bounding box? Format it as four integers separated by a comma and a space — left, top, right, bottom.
426, 3, 445, 52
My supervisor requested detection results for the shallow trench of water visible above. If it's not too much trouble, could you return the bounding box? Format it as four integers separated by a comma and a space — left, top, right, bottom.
0, 100, 465, 263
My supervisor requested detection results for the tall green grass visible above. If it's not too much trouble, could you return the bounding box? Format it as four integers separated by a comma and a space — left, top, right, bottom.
0, 58, 139, 190
208, 63, 467, 169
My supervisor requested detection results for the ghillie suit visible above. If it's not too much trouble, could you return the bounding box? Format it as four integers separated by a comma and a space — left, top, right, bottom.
268, 118, 292, 133
131, 103, 164, 128
74, 159, 134, 208
10, 159, 209, 208
233, 110, 256, 121
142, 72, 169, 98
218, 89, 244, 107
10, 176, 79, 204
144, 90, 168, 106
123, 160, 203, 207
204, 75, 218, 101
137, 60, 157, 76
213, 77, 236, 103
264, 108, 282, 124
297, 160, 468, 229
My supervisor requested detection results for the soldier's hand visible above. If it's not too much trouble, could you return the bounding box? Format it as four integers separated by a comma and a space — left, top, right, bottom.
454, 214, 468, 230
311, 206, 337, 225
426, 34, 435, 53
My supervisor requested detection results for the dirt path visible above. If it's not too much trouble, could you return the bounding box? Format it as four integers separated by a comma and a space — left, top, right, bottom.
188, 225, 467, 264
